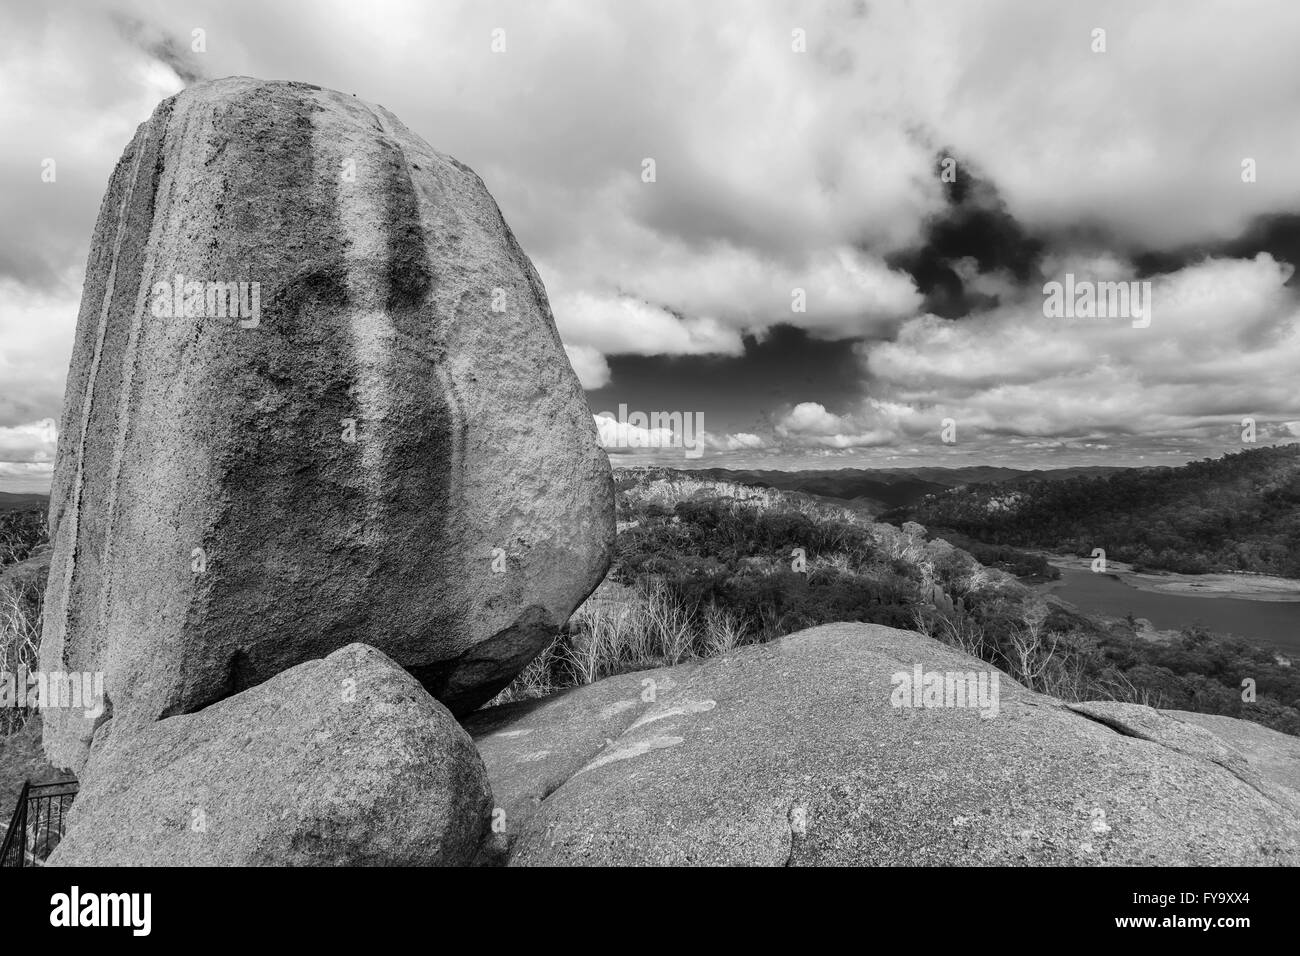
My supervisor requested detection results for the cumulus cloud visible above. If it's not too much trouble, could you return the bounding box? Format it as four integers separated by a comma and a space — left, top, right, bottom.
5, 0, 1300, 477
720, 432, 765, 451
594, 413, 674, 455
856, 253, 1300, 443
544, 234, 921, 362
562, 343, 611, 389
775, 400, 913, 449
777, 402, 851, 437
0, 276, 80, 425
589, 412, 767, 464
741, 254, 1299, 461
552, 289, 744, 358
0, 9, 184, 288
0, 419, 58, 463
912, 1, 1300, 249
0, 419, 58, 491
592, 410, 704, 457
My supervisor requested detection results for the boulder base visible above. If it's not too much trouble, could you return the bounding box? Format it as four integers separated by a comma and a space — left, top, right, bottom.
50, 643, 491, 866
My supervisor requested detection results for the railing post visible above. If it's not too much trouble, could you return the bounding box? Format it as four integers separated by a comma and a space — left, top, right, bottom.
17, 782, 29, 868
0, 779, 31, 868
2, 780, 79, 866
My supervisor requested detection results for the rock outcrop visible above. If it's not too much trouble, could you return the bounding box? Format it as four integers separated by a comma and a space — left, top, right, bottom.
468, 623, 1300, 865
49, 644, 490, 866
1166, 709, 1300, 797
41, 76, 613, 772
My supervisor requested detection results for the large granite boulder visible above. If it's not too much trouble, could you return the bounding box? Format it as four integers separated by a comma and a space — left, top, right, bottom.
468, 623, 1300, 865
41, 76, 613, 771
49, 643, 490, 866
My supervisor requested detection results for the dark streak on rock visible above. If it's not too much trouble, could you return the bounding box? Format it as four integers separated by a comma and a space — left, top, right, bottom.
379, 134, 433, 313
179, 83, 356, 713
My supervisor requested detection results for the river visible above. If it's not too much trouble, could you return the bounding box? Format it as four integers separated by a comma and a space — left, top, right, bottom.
1036, 566, 1300, 656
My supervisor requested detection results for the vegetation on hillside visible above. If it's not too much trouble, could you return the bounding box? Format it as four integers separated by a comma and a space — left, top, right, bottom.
0, 507, 48, 735
919, 529, 1059, 582
887, 444, 1300, 576
0, 574, 41, 736
0, 508, 46, 568
685, 464, 1130, 512
2, 481, 1294, 738
495, 469, 1300, 736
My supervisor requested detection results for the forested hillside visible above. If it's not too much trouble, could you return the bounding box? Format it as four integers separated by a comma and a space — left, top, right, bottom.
684, 464, 1127, 513
888, 445, 1300, 576
486, 470, 1300, 735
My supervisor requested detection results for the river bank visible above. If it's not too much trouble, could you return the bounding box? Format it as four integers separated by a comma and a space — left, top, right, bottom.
1037, 553, 1300, 603
1031, 556, 1300, 656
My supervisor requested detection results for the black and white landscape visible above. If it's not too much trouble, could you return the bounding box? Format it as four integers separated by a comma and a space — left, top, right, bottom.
1, 0, 1299, 883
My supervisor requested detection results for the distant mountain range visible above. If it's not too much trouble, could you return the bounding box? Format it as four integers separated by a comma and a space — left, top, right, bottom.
679, 465, 1130, 512
0, 467, 1131, 516
0, 492, 49, 513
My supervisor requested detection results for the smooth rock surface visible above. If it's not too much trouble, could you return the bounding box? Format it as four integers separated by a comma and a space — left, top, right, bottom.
1167, 709, 1300, 796
471, 623, 1300, 865
41, 76, 613, 771
49, 643, 491, 866
465, 662, 699, 865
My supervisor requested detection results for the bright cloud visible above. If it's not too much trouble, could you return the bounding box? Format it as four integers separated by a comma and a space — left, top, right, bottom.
4, 0, 1300, 476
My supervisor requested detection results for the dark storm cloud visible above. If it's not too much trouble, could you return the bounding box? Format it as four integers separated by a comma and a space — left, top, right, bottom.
586, 325, 866, 437
886, 154, 1044, 319
110, 14, 210, 86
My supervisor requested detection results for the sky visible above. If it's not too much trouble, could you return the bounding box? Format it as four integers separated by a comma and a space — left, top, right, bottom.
2, 0, 1300, 491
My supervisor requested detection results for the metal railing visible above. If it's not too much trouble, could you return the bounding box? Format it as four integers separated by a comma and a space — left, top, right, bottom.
0, 779, 78, 867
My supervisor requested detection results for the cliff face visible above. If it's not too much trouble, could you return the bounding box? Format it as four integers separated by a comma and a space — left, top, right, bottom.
469, 623, 1300, 866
